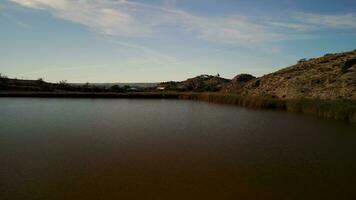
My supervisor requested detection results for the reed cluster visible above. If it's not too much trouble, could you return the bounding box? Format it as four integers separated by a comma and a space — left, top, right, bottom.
179, 93, 356, 123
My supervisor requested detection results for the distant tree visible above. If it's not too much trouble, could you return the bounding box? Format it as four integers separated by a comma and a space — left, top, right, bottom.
78, 82, 91, 92
110, 85, 124, 93
59, 80, 67, 85
37, 78, 45, 85
58, 80, 69, 89
83, 82, 90, 90
0, 73, 8, 79
217, 73, 220, 77
123, 85, 131, 91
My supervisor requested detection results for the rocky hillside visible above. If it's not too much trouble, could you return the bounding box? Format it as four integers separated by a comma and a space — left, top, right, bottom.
226, 50, 356, 100
159, 75, 230, 92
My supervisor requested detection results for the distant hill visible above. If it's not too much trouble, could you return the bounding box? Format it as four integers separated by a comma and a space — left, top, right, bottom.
225, 50, 356, 100
0, 78, 150, 93
71, 83, 159, 88
0, 77, 55, 92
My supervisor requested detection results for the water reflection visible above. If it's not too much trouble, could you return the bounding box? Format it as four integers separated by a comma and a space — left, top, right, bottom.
0, 98, 356, 199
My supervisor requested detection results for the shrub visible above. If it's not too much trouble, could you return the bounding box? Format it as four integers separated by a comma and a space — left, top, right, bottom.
298, 58, 307, 64
0, 73, 8, 79
37, 78, 45, 85
341, 58, 356, 73
110, 85, 124, 93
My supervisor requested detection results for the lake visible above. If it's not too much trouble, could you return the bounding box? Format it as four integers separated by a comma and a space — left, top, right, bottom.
1, 98, 356, 199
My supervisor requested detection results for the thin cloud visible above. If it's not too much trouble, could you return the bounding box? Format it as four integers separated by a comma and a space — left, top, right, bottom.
294, 12, 356, 29
1, 12, 31, 28
9, 0, 356, 46
264, 21, 312, 31
9, 0, 280, 45
98, 37, 183, 66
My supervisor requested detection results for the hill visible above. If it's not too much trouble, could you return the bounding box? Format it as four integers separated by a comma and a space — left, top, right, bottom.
225, 50, 356, 100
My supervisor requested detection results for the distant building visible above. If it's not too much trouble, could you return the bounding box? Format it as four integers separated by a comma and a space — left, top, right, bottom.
156, 86, 166, 91
129, 87, 138, 91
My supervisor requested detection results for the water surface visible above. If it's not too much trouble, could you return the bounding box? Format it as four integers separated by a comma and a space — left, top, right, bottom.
1, 98, 356, 199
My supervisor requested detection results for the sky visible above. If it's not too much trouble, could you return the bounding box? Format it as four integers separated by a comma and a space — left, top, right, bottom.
1, 0, 356, 83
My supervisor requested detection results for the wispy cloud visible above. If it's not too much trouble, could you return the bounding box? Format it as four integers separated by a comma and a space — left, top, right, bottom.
1, 12, 31, 28
8, 0, 356, 46
9, 0, 281, 45
99, 37, 184, 67
264, 21, 312, 31
294, 12, 356, 29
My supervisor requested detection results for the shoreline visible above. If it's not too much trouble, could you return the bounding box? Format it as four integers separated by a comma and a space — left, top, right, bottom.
0, 92, 180, 99
179, 93, 356, 123
1, 91, 355, 123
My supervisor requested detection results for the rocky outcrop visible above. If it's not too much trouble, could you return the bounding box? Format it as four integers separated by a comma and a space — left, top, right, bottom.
224, 74, 256, 92
232, 74, 256, 83
226, 50, 356, 100
159, 75, 230, 92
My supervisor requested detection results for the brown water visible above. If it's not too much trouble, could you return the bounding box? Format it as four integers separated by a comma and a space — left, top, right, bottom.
1, 98, 356, 200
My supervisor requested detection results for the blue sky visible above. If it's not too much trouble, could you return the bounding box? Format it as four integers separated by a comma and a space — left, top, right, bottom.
1, 0, 356, 83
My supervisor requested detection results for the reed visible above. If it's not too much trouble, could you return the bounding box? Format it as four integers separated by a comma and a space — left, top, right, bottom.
286, 99, 356, 123
179, 93, 286, 109
179, 93, 356, 123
